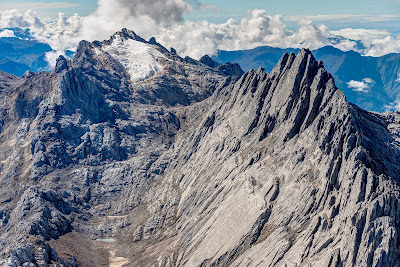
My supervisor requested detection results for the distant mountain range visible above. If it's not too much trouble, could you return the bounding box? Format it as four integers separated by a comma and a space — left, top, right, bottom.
0, 33, 52, 76
1, 27, 399, 112
0, 28, 75, 77
213, 46, 400, 112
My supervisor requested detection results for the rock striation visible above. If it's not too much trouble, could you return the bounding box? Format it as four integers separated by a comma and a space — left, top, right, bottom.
0, 29, 399, 267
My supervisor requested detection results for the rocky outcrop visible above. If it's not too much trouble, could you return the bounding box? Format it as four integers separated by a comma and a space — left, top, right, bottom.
0, 30, 400, 267
200, 55, 220, 68
216, 62, 244, 77
151, 49, 400, 266
0, 29, 236, 266
200, 55, 244, 77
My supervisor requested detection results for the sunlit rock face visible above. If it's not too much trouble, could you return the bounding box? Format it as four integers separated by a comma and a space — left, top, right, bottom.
0, 29, 399, 267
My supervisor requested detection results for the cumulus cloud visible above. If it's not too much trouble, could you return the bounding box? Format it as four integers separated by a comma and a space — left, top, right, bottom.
78, 0, 191, 42
0, 2, 400, 67
156, 10, 335, 59
330, 28, 400, 56
289, 14, 400, 23
331, 28, 391, 41
0, 9, 81, 50
157, 12, 400, 58
362, 35, 400, 57
384, 100, 400, 112
0, 9, 81, 68
157, 10, 287, 58
0, 29, 15, 38
347, 78, 374, 92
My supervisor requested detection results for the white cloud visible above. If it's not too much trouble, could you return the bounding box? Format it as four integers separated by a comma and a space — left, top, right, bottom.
157, 10, 290, 59
0, 9, 80, 46
0, 9, 81, 68
0, 29, 15, 38
363, 35, 400, 57
156, 11, 335, 59
0, 4, 400, 67
347, 78, 374, 92
44, 50, 68, 70
78, 0, 191, 42
330, 28, 400, 57
362, 78, 374, 84
384, 100, 400, 112
156, 12, 400, 58
331, 28, 391, 41
396, 73, 400, 82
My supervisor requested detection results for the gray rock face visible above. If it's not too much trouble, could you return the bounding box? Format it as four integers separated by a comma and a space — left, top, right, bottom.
154, 50, 400, 267
200, 55, 220, 68
0, 30, 399, 267
216, 62, 244, 77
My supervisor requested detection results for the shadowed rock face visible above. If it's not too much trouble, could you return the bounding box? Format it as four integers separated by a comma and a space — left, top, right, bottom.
0, 30, 400, 267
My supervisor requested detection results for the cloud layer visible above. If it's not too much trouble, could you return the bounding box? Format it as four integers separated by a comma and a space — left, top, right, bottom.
0, 9, 81, 51
79, 0, 191, 42
384, 100, 400, 112
0, 1, 400, 66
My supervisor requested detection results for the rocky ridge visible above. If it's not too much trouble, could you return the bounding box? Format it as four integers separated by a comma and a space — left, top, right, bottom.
0, 29, 399, 267
213, 45, 400, 112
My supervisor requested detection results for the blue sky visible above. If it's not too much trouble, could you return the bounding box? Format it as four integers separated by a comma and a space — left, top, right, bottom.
0, 0, 398, 32
2, 0, 399, 22
3, 0, 398, 15
197, 0, 399, 17
0, 0, 97, 16
192, 0, 400, 32
0, 0, 399, 60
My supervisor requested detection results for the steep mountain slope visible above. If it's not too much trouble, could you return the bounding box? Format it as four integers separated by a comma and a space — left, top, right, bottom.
1, 30, 400, 267
0, 29, 240, 266
153, 50, 400, 266
213, 46, 400, 112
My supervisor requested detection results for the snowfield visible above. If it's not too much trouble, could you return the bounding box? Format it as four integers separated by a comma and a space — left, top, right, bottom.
103, 35, 165, 82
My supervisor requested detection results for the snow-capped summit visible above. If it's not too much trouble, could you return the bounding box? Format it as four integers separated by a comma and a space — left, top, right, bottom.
97, 29, 167, 82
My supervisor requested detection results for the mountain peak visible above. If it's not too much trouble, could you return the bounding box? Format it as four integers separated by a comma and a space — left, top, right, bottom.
200, 55, 220, 68
93, 28, 147, 48
231, 49, 341, 143
2, 35, 400, 266
113, 28, 146, 43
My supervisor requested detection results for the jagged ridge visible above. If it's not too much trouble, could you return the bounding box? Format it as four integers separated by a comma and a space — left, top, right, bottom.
0, 29, 399, 267
151, 49, 400, 266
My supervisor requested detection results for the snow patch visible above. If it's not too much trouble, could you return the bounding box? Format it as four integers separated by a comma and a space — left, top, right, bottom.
94, 47, 103, 56
102, 35, 165, 82
347, 78, 374, 93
